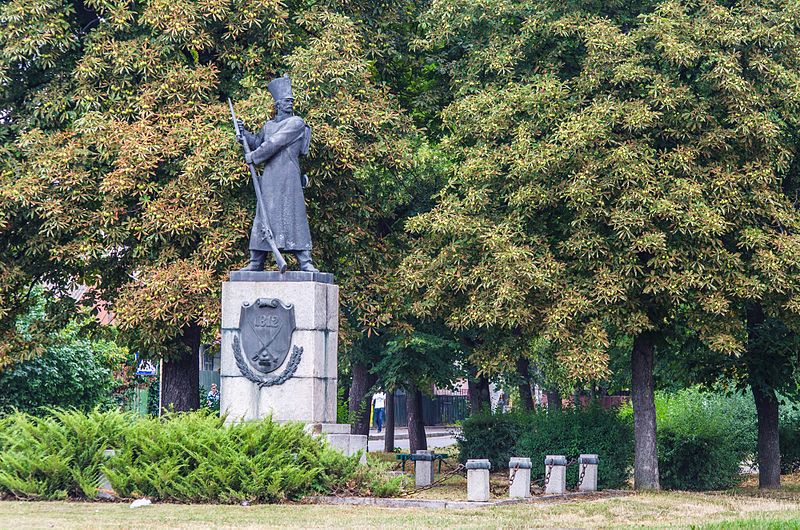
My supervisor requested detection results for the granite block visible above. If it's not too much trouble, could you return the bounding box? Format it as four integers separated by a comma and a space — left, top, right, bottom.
222, 281, 329, 330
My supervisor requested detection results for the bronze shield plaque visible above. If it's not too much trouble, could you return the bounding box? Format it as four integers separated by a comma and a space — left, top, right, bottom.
239, 298, 296, 374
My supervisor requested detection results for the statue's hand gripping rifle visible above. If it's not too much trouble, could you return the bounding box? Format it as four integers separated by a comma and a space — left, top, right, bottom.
228, 98, 287, 273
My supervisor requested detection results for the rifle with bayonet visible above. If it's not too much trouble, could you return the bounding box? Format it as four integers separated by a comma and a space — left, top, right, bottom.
228, 98, 287, 273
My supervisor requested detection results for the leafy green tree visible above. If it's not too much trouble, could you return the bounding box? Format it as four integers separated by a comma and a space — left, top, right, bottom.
372, 328, 462, 452
406, 0, 800, 490
1, 1, 420, 409
0, 319, 125, 413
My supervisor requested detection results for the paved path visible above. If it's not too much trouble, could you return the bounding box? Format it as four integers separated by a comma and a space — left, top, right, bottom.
367, 426, 459, 453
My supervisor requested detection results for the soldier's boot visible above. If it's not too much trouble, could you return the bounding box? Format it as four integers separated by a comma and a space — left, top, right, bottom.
240, 250, 267, 271
296, 250, 319, 273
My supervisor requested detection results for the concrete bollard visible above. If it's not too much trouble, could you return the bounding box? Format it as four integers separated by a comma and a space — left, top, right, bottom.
412, 450, 435, 487
466, 459, 491, 502
578, 454, 599, 492
544, 455, 567, 495
349, 435, 368, 464
97, 449, 116, 500
508, 457, 532, 498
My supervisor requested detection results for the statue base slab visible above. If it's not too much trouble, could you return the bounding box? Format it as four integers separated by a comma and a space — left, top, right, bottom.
229, 270, 334, 284
306, 423, 368, 463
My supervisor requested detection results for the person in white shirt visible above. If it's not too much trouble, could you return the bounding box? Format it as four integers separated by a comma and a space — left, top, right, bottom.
372, 391, 387, 433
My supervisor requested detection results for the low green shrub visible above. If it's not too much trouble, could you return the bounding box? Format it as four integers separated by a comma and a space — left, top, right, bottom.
457, 404, 633, 489
516, 405, 633, 489
653, 389, 756, 491
0, 409, 401, 502
0, 409, 129, 499
0, 337, 121, 414
457, 411, 521, 471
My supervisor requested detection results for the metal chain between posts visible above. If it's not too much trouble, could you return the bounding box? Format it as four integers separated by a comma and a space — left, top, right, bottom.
531, 457, 578, 493
400, 463, 466, 497
576, 462, 587, 489
508, 463, 520, 488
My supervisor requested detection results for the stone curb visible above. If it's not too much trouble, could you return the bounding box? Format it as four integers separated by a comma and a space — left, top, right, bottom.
302, 490, 632, 510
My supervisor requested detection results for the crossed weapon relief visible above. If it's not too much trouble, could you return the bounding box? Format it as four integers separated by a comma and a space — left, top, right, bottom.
248, 314, 283, 371
233, 305, 303, 388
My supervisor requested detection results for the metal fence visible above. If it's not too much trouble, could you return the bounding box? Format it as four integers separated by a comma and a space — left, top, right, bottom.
128, 387, 150, 416
390, 393, 468, 427
199, 370, 220, 393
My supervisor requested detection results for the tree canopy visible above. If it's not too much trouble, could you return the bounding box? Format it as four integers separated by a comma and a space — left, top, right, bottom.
0, 0, 424, 406
405, 0, 800, 379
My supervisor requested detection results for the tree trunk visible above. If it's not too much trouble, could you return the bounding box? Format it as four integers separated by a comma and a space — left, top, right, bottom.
747, 301, 781, 489
752, 384, 781, 489
407, 386, 427, 453
468, 375, 490, 414
546, 389, 561, 411
161, 322, 201, 412
384, 390, 396, 453
631, 332, 660, 490
349, 361, 376, 435
516, 357, 535, 411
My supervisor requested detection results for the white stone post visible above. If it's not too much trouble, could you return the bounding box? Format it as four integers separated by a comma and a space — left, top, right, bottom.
349, 434, 368, 464
97, 449, 116, 500
544, 455, 567, 495
466, 459, 491, 502
508, 457, 532, 498
413, 450, 435, 487
578, 454, 599, 492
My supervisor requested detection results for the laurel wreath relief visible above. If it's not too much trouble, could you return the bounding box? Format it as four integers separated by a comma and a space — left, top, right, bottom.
232, 334, 303, 387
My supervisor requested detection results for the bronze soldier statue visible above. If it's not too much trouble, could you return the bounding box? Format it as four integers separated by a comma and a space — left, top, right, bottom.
232, 75, 317, 272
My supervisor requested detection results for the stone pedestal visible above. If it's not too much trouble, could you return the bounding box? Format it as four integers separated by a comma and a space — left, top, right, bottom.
220, 273, 338, 423
466, 459, 491, 502
508, 457, 532, 498
220, 272, 367, 460
349, 435, 368, 462
305, 423, 367, 463
578, 454, 599, 492
544, 455, 567, 495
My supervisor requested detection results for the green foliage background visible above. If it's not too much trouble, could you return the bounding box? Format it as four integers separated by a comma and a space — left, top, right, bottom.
0, 293, 125, 413
457, 405, 634, 489
651, 389, 756, 491
0, 335, 119, 413
780, 405, 800, 474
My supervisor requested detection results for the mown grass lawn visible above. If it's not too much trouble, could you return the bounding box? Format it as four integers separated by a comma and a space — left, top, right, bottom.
2, 490, 800, 529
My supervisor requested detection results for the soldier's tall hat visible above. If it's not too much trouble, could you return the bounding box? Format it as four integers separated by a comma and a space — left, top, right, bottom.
268, 74, 293, 101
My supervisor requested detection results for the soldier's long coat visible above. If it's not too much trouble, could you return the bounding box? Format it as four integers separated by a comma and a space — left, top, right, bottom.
242, 116, 312, 252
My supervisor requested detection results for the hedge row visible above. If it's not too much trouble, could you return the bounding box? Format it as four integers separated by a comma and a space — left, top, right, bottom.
0, 409, 400, 502
457, 404, 633, 489
781, 407, 800, 474
647, 390, 756, 491
458, 389, 800, 491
